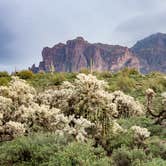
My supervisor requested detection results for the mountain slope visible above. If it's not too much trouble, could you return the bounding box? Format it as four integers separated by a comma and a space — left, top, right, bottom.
31, 33, 166, 73
31, 37, 140, 73
132, 33, 166, 73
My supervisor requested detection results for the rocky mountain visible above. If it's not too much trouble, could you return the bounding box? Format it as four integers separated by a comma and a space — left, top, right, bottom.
131, 33, 166, 73
31, 33, 166, 73
31, 37, 140, 73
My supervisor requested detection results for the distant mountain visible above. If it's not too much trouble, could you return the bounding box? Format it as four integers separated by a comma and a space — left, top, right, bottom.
31, 33, 166, 73
131, 33, 166, 73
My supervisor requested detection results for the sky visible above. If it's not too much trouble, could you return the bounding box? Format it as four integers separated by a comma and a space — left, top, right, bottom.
0, 0, 166, 71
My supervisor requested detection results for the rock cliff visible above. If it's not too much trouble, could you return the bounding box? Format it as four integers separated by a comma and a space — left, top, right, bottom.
31, 33, 166, 73
31, 37, 140, 73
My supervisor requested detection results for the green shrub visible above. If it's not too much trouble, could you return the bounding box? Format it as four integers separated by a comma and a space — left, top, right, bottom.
0, 77, 10, 86
0, 71, 9, 77
146, 137, 166, 160
16, 70, 34, 80
0, 133, 69, 165
111, 146, 151, 166
79, 68, 90, 74
142, 158, 166, 166
106, 131, 134, 153
50, 73, 66, 85
49, 141, 111, 166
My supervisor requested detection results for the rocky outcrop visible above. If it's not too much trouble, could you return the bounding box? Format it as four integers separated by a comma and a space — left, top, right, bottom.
131, 33, 166, 73
31, 37, 140, 73
31, 33, 166, 73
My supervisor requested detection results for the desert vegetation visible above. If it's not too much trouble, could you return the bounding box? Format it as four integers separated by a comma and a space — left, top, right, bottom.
0, 69, 166, 165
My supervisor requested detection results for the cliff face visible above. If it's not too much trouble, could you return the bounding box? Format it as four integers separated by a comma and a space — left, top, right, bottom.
31, 33, 166, 73
31, 37, 140, 73
132, 33, 166, 73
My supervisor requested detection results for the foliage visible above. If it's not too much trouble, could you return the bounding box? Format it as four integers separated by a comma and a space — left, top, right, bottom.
111, 146, 151, 166
0, 133, 69, 165
16, 70, 34, 80
49, 141, 111, 166
0, 69, 166, 165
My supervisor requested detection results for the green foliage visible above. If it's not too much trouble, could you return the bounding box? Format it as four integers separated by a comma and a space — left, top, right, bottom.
0, 71, 10, 85
28, 72, 76, 90
106, 132, 133, 153
50, 73, 66, 85
16, 70, 34, 80
142, 158, 166, 166
117, 117, 165, 137
49, 141, 111, 166
0, 69, 166, 165
0, 77, 10, 86
0, 134, 111, 166
0, 133, 69, 165
111, 146, 151, 166
0, 71, 9, 77
146, 137, 166, 160
79, 68, 91, 74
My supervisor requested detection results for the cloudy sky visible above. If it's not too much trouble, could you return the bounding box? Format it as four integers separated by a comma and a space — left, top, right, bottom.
0, 0, 166, 71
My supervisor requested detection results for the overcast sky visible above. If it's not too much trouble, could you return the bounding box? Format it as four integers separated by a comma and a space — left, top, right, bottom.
0, 0, 166, 71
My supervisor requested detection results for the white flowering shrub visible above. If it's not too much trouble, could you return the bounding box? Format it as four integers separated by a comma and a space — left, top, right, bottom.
112, 91, 144, 118
0, 76, 36, 108
161, 92, 166, 108
131, 125, 150, 146
37, 74, 144, 119
0, 121, 25, 141
36, 73, 144, 137
0, 76, 93, 142
111, 120, 125, 135
0, 74, 146, 141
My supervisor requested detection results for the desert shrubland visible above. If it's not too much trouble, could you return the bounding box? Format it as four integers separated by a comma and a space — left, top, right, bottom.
0, 71, 165, 165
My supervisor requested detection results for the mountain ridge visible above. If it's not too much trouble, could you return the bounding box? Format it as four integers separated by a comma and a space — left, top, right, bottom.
31, 33, 166, 73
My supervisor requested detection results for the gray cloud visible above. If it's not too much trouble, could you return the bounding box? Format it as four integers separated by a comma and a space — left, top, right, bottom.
113, 11, 166, 46
0, 10, 15, 64
0, 0, 166, 71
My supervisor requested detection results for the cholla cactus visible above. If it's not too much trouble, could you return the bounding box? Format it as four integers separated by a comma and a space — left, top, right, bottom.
145, 88, 155, 114
112, 91, 144, 118
36, 73, 144, 137
0, 121, 25, 141
0, 74, 146, 141
0, 76, 36, 108
145, 89, 166, 125
56, 115, 94, 142
111, 120, 125, 135
36, 88, 73, 110
0, 96, 12, 112
161, 92, 166, 108
131, 126, 150, 146
0, 96, 13, 124
0, 76, 93, 142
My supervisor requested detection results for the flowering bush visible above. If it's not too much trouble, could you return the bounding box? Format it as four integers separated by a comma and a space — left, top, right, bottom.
0, 76, 36, 108
0, 74, 146, 142
131, 125, 150, 146
0, 121, 25, 141
0, 76, 93, 142
112, 91, 144, 118
36, 74, 144, 137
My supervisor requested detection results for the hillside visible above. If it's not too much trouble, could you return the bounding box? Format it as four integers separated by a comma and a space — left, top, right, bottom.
31, 33, 166, 73
132, 33, 166, 73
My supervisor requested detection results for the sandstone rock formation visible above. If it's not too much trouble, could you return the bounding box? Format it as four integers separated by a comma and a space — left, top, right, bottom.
31, 33, 166, 73
31, 37, 140, 73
